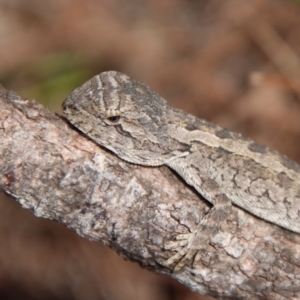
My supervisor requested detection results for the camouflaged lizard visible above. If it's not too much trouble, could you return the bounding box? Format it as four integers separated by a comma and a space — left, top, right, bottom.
63, 71, 300, 271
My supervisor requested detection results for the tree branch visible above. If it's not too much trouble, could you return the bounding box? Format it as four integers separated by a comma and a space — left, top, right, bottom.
1, 85, 300, 300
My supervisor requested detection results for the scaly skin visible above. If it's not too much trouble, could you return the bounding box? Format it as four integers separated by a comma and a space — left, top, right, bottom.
63, 71, 300, 271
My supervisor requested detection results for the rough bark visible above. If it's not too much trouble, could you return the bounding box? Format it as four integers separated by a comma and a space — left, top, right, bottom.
0, 85, 300, 300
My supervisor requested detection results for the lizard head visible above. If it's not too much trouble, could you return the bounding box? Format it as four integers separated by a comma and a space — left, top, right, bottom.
63, 71, 190, 166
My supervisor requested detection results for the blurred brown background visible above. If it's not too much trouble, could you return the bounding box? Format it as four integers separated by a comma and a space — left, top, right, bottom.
1, 0, 300, 299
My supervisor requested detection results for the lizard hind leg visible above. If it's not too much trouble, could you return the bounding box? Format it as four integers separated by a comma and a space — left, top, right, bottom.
163, 191, 232, 272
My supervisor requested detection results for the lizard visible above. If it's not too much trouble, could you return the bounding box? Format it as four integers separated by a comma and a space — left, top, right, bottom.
62, 71, 300, 271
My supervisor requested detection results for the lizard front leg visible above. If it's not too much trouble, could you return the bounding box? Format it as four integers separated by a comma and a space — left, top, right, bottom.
163, 173, 232, 272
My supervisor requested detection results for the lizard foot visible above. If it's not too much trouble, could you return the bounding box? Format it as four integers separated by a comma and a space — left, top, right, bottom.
162, 199, 229, 272
163, 232, 203, 272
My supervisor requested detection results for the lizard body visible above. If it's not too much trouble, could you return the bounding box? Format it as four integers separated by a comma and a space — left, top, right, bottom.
63, 71, 300, 271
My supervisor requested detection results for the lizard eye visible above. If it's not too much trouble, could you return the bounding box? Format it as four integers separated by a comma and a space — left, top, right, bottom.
107, 116, 120, 122
105, 115, 121, 125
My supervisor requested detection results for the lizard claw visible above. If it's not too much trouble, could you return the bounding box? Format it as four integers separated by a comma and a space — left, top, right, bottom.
164, 239, 188, 249
163, 245, 197, 272
174, 234, 190, 240
163, 232, 199, 271
173, 249, 197, 272
164, 233, 190, 249
163, 246, 188, 267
